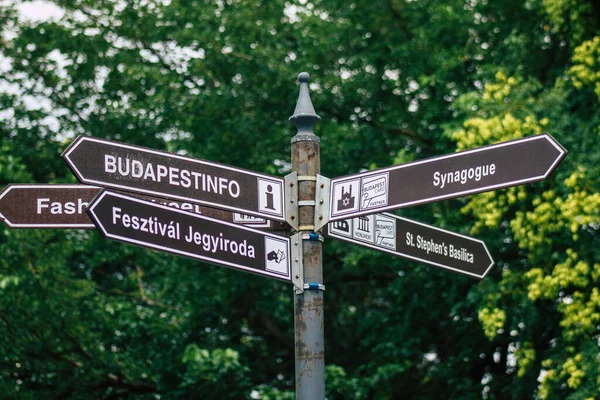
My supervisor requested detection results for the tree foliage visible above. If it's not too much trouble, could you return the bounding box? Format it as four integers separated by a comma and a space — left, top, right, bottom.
0, 0, 598, 398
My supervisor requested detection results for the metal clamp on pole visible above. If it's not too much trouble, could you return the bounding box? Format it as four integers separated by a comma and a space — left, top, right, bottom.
297, 225, 315, 231
303, 282, 326, 291
297, 175, 317, 182
302, 232, 324, 242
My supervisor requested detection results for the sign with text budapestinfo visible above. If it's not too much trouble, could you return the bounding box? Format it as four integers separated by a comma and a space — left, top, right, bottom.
63, 136, 285, 221
87, 191, 292, 282
329, 134, 566, 221
324, 212, 494, 278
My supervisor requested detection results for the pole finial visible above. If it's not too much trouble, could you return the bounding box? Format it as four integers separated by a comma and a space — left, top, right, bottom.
298, 72, 310, 83
290, 72, 320, 142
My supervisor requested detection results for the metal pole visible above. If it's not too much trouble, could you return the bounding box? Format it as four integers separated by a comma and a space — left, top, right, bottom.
289, 72, 325, 399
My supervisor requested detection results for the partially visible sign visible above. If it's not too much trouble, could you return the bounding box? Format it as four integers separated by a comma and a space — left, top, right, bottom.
63, 136, 286, 221
0, 184, 99, 228
0, 184, 277, 229
233, 213, 270, 228
329, 134, 567, 221
87, 191, 292, 282
324, 213, 494, 278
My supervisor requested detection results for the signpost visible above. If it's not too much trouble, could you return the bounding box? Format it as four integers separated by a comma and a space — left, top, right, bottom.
328, 134, 567, 221
1, 73, 569, 400
87, 190, 296, 284
0, 184, 279, 229
63, 136, 287, 221
324, 213, 494, 278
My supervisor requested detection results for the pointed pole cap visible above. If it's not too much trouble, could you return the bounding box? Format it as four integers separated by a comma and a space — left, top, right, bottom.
289, 72, 320, 142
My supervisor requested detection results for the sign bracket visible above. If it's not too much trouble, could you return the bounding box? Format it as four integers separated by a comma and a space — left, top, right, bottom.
284, 172, 299, 231
314, 174, 330, 232
291, 232, 304, 293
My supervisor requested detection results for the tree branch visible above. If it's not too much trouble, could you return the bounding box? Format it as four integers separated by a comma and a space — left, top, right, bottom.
258, 312, 294, 350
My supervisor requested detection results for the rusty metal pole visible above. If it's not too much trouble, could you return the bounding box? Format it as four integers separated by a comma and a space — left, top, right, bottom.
289, 72, 325, 399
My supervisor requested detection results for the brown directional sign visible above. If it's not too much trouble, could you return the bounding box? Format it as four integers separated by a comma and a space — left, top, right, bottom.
329, 134, 567, 221
0, 184, 282, 229
324, 213, 494, 278
87, 191, 292, 282
0, 184, 99, 228
63, 136, 286, 221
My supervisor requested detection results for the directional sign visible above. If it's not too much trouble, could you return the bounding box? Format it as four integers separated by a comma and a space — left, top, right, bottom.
87, 191, 293, 282
0, 184, 99, 228
329, 134, 567, 221
63, 136, 286, 221
324, 213, 494, 278
0, 184, 279, 229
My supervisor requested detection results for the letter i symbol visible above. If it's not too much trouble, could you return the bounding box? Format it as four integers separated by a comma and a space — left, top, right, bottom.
265, 185, 275, 210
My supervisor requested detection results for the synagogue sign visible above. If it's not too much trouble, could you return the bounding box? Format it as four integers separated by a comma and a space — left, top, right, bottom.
329, 134, 566, 221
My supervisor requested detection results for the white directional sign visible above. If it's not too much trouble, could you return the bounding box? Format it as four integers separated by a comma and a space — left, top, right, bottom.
63, 136, 286, 221
324, 213, 494, 278
329, 134, 566, 221
87, 191, 293, 282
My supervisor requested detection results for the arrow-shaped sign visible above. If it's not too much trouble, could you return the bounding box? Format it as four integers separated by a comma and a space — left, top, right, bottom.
324, 213, 494, 278
63, 136, 286, 221
328, 134, 566, 221
0, 184, 99, 228
0, 184, 282, 229
87, 191, 293, 283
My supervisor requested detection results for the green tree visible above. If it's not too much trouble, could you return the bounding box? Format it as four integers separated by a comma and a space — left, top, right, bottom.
0, 0, 598, 399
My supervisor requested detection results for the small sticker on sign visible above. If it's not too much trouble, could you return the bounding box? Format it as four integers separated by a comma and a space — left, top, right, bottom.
361, 173, 388, 210
331, 179, 360, 216
264, 236, 289, 276
329, 219, 352, 237
233, 213, 270, 228
375, 215, 396, 250
258, 178, 283, 217
352, 215, 374, 243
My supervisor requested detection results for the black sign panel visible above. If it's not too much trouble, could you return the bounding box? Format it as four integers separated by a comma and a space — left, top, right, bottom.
0, 184, 99, 228
324, 213, 494, 278
63, 136, 286, 221
329, 134, 566, 220
87, 191, 292, 282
